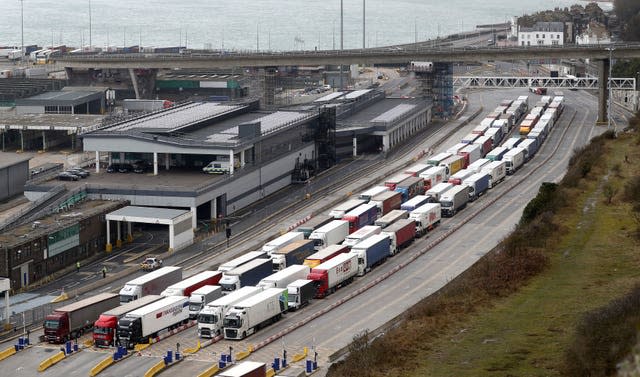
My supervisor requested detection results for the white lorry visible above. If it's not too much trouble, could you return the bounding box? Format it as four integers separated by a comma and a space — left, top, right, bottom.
419, 165, 448, 189
308, 220, 349, 250
118, 266, 182, 304
217, 251, 267, 273
258, 264, 311, 289
287, 279, 315, 311
480, 160, 507, 188
328, 199, 366, 219
341, 225, 382, 248
261, 232, 304, 256
197, 286, 262, 338
117, 295, 189, 349
223, 288, 288, 340
358, 186, 389, 202
440, 185, 470, 217
188, 285, 223, 319
426, 182, 453, 202
409, 203, 441, 236
503, 147, 526, 175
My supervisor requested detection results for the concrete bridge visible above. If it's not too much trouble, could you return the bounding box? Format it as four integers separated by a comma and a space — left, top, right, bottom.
54, 43, 640, 123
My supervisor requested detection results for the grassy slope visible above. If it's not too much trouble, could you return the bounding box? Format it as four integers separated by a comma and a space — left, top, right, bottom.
416, 133, 639, 376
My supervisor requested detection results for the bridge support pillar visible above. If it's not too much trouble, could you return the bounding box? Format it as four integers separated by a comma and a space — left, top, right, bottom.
129, 69, 141, 99
597, 59, 610, 125
262, 67, 278, 110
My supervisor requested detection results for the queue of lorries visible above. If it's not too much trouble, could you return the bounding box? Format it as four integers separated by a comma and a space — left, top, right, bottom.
40, 93, 564, 352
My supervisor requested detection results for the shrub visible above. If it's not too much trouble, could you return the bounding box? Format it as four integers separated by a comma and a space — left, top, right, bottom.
564, 285, 640, 377
520, 182, 562, 225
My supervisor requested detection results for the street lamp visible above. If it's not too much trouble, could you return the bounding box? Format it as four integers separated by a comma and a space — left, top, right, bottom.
20, 0, 24, 64
606, 46, 614, 131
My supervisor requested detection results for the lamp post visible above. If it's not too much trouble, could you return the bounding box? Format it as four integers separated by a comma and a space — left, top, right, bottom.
20, 0, 24, 64
88, 0, 92, 49
340, 0, 344, 90
606, 46, 614, 131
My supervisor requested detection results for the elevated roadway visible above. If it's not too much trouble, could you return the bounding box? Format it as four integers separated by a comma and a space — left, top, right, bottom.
55, 43, 640, 70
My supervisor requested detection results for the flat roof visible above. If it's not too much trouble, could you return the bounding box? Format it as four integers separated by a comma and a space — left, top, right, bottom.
0, 200, 124, 248
0, 154, 31, 170
314, 92, 345, 102
106, 102, 244, 132
344, 89, 372, 99
338, 98, 427, 128
107, 206, 190, 221
15, 90, 104, 106
0, 113, 103, 132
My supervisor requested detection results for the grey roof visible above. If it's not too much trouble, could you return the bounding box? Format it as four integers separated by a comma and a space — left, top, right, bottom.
521, 21, 564, 33
344, 89, 372, 99
15, 90, 104, 106
107, 206, 190, 220
0, 154, 31, 170
339, 98, 426, 127
0, 113, 103, 132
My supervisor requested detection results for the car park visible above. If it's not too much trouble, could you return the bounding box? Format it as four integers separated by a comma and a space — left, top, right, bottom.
133, 161, 150, 174
57, 171, 80, 181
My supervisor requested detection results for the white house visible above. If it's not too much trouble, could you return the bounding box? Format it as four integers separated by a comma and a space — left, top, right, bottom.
575, 24, 611, 45
518, 22, 565, 47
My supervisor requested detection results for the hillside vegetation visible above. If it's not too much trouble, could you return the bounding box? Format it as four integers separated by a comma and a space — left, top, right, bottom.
328, 114, 640, 377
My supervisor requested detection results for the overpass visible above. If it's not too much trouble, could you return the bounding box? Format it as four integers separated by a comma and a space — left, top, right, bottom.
55, 42, 640, 123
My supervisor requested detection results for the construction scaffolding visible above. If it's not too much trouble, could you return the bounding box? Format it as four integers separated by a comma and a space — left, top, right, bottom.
410, 61, 454, 119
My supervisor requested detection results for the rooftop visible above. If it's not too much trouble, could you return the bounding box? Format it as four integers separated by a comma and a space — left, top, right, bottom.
107, 205, 190, 220
0, 200, 124, 248
0, 154, 31, 170
338, 98, 427, 128
0, 113, 103, 132
15, 89, 104, 106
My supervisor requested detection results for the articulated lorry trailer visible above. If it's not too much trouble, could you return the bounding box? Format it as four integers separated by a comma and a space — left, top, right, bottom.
342, 225, 382, 248
358, 185, 389, 202
197, 286, 262, 338
271, 239, 315, 271
463, 172, 491, 201
440, 185, 470, 217
44, 293, 120, 343
381, 218, 416, 255
188, 285, 223, 319
308, 220, 349, 250
93, 295, 162, 347
369, 190, 403, 216
261, 232, 304, 256
219, 258, 273, 294
303, 244, 349, 268
258, 264, 311, 289
117, 295, 189, 349
217, 361, 267, 377
287, 279, 315, 311
223, 288, 288, 340
328, 199, 366, 219
480, 160, 507, 188
307, 252, 358, 298
342, 203, 378, 234
374, 209, 409, 228
295, 214, 333, 238
119, 266, 182, 304
161, 270, 222, 297
217, 251, 267, 273
350, 234, 391, 276
410, 203, 442, 236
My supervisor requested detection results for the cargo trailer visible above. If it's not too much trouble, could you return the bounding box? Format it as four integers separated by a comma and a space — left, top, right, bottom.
409, 203, 441, 236
44, 293, 119, 343
93, 295, 163, 347
349, 234, 391, 276
219, 258, 273, 294
287, 279, 315, 311
307, 253, 358, 298
303, 244, 349, 269
197, 286, 262, 338
223, 288, 288, 340
161, 270, 222, 297
308, 220, 349, 250
119, 266, 182, 304
381, 218, 416, 255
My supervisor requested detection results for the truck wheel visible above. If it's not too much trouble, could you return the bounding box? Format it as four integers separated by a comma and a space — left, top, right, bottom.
242, 331, 246, 339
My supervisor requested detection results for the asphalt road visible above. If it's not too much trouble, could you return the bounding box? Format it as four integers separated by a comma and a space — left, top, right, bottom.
0, 88, 624, 377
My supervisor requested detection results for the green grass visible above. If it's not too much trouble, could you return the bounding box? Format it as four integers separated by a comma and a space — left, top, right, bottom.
415, 135, 640, 376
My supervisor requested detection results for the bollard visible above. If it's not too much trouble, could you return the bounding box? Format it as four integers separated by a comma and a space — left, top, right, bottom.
73, 343, 78, 352
225, 354, 232, 363
313, 361, 318, 370
282, 357, 287, 368
306, 360, 313, 373
121, 346, 127, 356
166, 350, 173, 363
219, 359, 226, 369
175, 352, 181, 361
14, 345, 19, 352
273, 357, 280, 371
65, 341, 72, 354
113, 352, 119, 361
18, 337, 24, 348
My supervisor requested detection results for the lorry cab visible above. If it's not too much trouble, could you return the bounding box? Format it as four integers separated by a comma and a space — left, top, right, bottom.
43, 313, 69, 343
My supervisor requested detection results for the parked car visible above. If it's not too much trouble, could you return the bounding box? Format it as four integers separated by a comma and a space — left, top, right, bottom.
67, 167, 90, 178
118, 164, 133, 173
106, 164, 121, 173
57, 171, 79, 181
133, 161, 149, 174
140, 257, 163, 271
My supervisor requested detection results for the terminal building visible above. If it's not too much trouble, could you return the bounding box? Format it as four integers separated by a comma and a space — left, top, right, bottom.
14, 88, 432, 250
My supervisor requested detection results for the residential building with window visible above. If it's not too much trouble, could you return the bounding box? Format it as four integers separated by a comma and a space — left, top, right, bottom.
518, 22, 565, 47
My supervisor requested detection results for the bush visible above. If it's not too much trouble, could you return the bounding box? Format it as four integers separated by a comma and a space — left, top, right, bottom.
564, 285, 640, 376
520, 182, 562, 225
623, 176, 640, 204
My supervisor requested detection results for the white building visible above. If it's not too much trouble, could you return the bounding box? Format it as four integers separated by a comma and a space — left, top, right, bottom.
575, 24, 611, 45
518, 22, 565, 47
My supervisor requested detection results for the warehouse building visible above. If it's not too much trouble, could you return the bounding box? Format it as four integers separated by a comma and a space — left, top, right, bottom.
0, 154, 30, 202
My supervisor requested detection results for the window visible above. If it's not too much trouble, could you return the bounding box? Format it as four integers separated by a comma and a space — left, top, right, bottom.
552, 40, 559, 45
536, 34, 539, 38
557, 34, 561, 39
522, 41, 525, 46
550, 34, 554, 39
542, 34, 545, 39
527, 34, 531, 39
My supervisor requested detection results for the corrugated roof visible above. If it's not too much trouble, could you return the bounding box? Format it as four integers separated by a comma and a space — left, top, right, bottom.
107, 206, 190, 220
